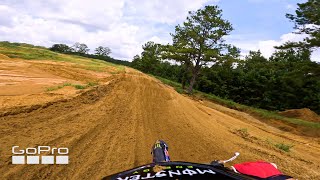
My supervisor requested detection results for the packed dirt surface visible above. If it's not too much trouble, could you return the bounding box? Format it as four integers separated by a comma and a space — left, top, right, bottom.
0, 60, 320, 179
0, 58, 112, 111
0, 59, 66, 96
279, 108, 320, 122
0, 53, 10, 59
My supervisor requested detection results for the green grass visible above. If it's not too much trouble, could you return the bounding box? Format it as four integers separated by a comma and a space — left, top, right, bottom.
0, 41, 66, 60
46, 82, 73, 91
236, 128, 250, 138
46, 82, 99, 91
154, 76, 185, 94
87, 82, 99, 87
0, 41, 124, 73
73, 84, 86, 89
201, 93, 320, 129
275, 143, 294, 152
155, 76, 320, 130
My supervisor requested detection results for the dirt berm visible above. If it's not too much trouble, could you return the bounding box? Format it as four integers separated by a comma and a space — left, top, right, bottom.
279, 108, 320, 122
0, 69, 319, 179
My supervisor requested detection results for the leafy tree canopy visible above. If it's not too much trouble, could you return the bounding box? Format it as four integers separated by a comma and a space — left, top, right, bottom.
279, 0, 320, 49
163, 5, 237, 93
131, 41, 162, 73
50, 44, 72, 53
95, 46, 111, 57
72, 42, 90, 54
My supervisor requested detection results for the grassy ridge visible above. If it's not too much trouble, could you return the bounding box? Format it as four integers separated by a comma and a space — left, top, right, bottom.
155, 76, 320, 130
0, 41, 124, 72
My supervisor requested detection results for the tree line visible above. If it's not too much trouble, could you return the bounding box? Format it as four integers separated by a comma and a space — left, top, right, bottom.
131, 1, 320, 114
49, 42, 130, 66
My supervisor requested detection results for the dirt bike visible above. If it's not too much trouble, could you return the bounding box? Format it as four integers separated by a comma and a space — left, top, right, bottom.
102, 140, 293, 180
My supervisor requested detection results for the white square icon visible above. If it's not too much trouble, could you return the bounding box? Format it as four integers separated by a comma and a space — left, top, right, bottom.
42, 156, 54, 164
56, 156, 69, 164
27, 156, 40, 164
12, 156, 25, 164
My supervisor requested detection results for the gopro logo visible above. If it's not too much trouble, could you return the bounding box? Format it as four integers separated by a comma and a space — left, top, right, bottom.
12, 146, 69, 165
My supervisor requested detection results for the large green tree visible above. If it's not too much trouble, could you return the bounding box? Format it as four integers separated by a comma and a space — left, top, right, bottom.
164, 5, 237, 93
95, 46, 111, 57
50, 44, 72, 53
72, 42, 90, 54
281, 0, 320, 49
131, 41, 161, 73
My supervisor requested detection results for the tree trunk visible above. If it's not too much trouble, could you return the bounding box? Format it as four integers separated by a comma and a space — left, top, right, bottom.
187, 58, 201, 94
187, 65, 201, 94
181, 62, 191, 90
182, 78, 186, 90
187, 73, 198, 94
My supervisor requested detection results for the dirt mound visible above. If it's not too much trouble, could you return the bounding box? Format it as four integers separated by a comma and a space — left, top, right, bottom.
279, 108, 320, 122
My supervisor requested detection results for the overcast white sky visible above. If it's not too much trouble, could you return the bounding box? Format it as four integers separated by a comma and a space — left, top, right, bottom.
0, 0, 318, 61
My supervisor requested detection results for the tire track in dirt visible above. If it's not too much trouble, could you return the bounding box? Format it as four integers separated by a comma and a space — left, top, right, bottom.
0, 70, 319, 179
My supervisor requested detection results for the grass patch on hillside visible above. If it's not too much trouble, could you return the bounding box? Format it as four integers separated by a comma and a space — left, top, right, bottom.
46, 83, 72, 91
155, 76, 320, 131
236, 128, 250, 138
74, 84, 86, 89
46, 82, 99, 91
87, 82, 99, 87
0, 41, 124, 73
275, 143, 294, 152
155, 76, 184, 94
0, 41, 66, 60
201, 93, 320, 129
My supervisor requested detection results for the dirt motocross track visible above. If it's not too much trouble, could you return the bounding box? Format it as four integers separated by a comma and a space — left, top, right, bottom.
0, 58, 320, 180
